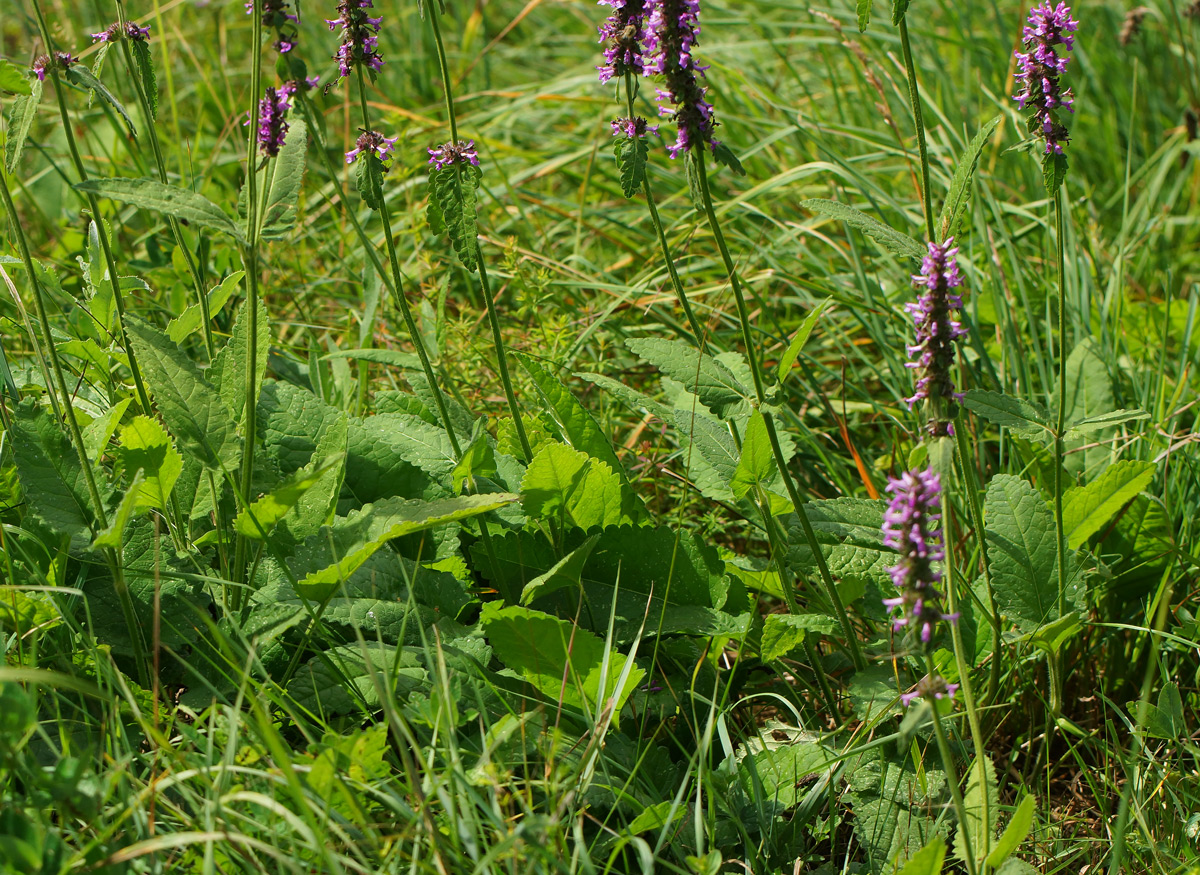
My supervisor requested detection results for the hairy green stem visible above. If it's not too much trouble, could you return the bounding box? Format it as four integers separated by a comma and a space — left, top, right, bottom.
426, 7, 532, 461
29, 0, 153, 416
694, 148, 865, 670
622, 73, 706, 349
897, 18, 936, 241
1053, 190, 1069, 622
928, 681, 978, 875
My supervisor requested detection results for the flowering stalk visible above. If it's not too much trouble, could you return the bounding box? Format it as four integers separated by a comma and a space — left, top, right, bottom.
647, 0, 863, 668
246, 0, 299, 55
644, 0, 719, 158
327, 0, 383, 80
905, 238, 966, 437
26, 0, 152, 417
425, 6, 532, 462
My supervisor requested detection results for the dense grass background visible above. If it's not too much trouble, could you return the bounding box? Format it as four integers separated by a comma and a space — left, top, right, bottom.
2, 0, 1200, 872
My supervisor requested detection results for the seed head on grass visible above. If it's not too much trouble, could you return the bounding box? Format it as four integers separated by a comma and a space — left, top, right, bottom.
327, 0, 383, 80
882, 467, 959, 708
346, 130, 397, 164
597, 0, 647, 83
1014, 0, 1078, 155
644, 0, 718, 157
905, 238, 966, 435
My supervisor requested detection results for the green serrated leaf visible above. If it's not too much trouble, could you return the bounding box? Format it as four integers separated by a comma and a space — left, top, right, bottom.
211, 296, 269, 425
0, 59, 32, 95
480, 602, 644, 718
1066, 408, 1149, 436
10, 402, 96, 544
235, 456, 341, 539
955, 756, 998, 865
124, 315, 241, 470
801, 198, 925, 259
857, 0, 872, 31
577, 372, 673, 420
353, 412, 458, 480
355, 153, 385, 210
685, 150, 705, 212
259, 118, 307, 238
288, 643, 427, 715
451, 429, 498, 494
75, 178, 245, 242
962, 390, 1051, 436
890, 0, 912, 25
897, 837, 946, 875
730, 410, 777, 501
167, 271, 243, 344
131, 41, 157, 119
521, 442, 632, 530
427, 162, 481, 271
66, 66, 136, 137
986, 795, 1036, 868
118, 415, 183, 511
761, 613, 837, 661
92, 472, 144, 550
778, 298, 833, 382
1063, 459, 1156, 549
985, 475, 1075, 632
614, 135, 649, 198
627, 337, 750, 418
1042, 150, 1068, 196
4, 79, 43, 174
711, 141, 746, 176
938, 117, 1001, 240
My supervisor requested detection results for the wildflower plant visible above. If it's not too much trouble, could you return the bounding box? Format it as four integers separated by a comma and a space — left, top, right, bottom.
905, 238, 967, 437
1014, 0, 1078, 191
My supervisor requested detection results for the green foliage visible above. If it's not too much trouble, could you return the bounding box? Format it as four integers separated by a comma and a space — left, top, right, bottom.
427, 162, 482, 270
4, 79, 41, 173
800, 198, 925, 259
614, 135, 649, 198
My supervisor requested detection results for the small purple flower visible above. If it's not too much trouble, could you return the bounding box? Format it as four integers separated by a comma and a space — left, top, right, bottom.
882, 467, 958, 646
904, 238, 966, 433
644, 0, 718, 158
326, 0, 383, 80
275, 39, 293, 53
247, 81, 296, 157
427, 139, 480, 170
610, 116, 658, 138
597, 0, 647, 84
91, 22, 151, 42
247, 0, 299, 26
32, 51, 75, 81
1014, 1, 1078, 155
346, 129, 398, 164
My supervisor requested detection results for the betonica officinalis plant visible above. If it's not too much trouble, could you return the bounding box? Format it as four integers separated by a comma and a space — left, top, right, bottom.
1, 0, 1195, 872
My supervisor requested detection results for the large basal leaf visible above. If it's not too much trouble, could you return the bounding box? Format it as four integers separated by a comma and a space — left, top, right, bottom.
288, 493, 518, 599
985, 474, 1080, 632
1063, 459, 1156, 549
735, 742, 834, 811
259, 118, 307, 239
9, 402, 96, 545
846, 749, 948, 871
938, 118, 1001, 241
787, 498, 894, 597
427, 163, 481, 271
288, 643, 427, 715
480, 602, 644, 718
234, 456, 341, 540
761, 613, 838, 661
350, 412, 458, 480
75, 178, 246, 243
257, 379, 343, 475
521, 442, 634, 530
124, 315, 241, 470
4, 78, 42, 174
626, 337, 750, 418
800, 198, 925, 260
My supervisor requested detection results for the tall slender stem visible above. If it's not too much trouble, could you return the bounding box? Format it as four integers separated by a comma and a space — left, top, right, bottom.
426, 7, 532, 461
693, 148, 864, 671
927, 680, 978, 875
622, 73, 706, 349
113, 0, 216, 358
898, 18, 936, 241
350, 69, 463, 458
1052, 191, 1068, 618
29, 0, 153, 415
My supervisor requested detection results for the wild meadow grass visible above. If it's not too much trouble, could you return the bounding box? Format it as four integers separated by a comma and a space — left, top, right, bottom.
1, 0, 1199, 872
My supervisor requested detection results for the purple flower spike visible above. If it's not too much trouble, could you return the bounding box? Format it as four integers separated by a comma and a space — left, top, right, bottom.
882, 467, 956, 652
346, 130, 398, 164
32, 51, 76, 81
247, 82, 296, 157
1014, 1, 1078, 155
610, 116, 658, 138
597, 0, 648, 83
904, 238, 966, 435
427, 139, 480, 170
644, 0, 718, 158
327, 0, 383, 80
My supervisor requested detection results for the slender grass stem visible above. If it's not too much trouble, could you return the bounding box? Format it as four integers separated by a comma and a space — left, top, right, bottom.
693, 148, 864, 671
426, 7, 531, 461
927, 680, 978, 875
1053, 189, 1069, 622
